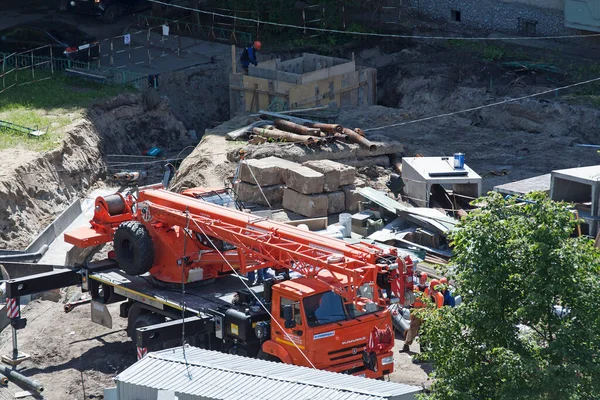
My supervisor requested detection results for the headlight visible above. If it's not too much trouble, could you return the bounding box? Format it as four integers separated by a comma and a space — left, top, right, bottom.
254, 321, 269, 340
381, 356, 394, 366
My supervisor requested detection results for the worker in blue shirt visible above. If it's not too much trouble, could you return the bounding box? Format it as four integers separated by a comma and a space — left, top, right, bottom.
240, 41, 262, 73
440, 277, 456, 307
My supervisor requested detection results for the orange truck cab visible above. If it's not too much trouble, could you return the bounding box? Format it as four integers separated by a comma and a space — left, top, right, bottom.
262, 276, 395, 378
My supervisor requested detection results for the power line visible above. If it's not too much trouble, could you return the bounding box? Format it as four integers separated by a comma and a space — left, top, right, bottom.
363, 75, 600, 132
147, 0, 600, 41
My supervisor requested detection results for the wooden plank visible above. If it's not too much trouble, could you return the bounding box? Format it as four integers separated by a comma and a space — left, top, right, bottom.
231, 44, 236, 74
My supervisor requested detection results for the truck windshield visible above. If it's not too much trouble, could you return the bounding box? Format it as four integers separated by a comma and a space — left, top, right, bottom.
304, 291, 347, 327
304, 290, 384, 327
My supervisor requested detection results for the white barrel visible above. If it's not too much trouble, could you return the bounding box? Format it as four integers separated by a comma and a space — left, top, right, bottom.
338, 213, 352, 238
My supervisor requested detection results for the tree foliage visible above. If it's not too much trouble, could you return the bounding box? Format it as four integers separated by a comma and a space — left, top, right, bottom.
419, 192, 600, 400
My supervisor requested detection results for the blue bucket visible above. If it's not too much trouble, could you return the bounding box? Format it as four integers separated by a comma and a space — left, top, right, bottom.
453, 153, 465, 169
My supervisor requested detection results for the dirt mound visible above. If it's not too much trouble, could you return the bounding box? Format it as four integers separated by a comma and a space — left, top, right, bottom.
0, 119, 104, 249
0, 93, 194, 250
159, 64, 231, 134
169, 114, 254, 192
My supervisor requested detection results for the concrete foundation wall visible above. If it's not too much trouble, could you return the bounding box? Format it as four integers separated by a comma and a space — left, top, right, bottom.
404, 0, 573, 36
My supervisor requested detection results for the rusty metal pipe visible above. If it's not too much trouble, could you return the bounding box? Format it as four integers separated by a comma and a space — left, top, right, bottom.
113, 171, 147, 181
306, 122, 343, 134
64, 298, 92, 313
342, 128, 377, 151
274, 119, 323, 137
332, 133, 350, 143
0, 373, 8, 386
252, 127, 323, 145
0, 365, 43, 393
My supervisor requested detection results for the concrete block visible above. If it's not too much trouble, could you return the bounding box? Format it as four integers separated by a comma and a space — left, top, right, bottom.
239, 157, 301, 186
302, 160, 356, 192
283, 188, 328, 218
341, 185, 362, 212
239, 159, 282, 186
235, 181, 285, 206
327, 191, 345, 214
286, 166, 325, 195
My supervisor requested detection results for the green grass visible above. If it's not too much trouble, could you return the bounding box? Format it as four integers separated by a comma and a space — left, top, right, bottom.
0, 72, 137, 151
446, 40, 531, 62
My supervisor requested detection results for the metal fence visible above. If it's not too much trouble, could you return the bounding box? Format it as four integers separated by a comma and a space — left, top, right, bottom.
0, 48, 147, 92
137, 14, 253, 45
0, 46, 54, 94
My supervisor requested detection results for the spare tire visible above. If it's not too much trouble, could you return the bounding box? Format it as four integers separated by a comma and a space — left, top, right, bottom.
114, 221, 154, 276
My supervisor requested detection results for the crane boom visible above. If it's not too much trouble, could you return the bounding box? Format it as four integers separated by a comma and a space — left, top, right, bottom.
137, 189, 412, 307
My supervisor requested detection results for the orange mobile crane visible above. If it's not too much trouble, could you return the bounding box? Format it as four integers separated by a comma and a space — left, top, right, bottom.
5, 187, 414, 378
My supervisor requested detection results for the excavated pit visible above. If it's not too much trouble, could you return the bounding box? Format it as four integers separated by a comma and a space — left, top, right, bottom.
0, 93, 192, 250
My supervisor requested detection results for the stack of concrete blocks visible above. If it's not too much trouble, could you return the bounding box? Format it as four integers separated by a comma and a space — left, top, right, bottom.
235, 157, 359, 217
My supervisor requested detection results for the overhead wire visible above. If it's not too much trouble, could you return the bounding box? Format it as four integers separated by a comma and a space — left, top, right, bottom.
147, 0, 600, 41
363, 76, 600, 132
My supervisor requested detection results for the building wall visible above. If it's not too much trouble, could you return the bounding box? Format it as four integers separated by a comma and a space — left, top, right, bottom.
404, 0, 574, 36
502, 0, 563, 11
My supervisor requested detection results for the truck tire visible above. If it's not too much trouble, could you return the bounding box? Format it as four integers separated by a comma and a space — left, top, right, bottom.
102, 5, 120, 23
114, 221, 154, 276
257, 350, 281, 363
130, 312, 164, 349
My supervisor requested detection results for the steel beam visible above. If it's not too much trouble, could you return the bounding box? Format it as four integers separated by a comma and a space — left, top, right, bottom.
5, 268, 81, 298
135, 316, 214, 348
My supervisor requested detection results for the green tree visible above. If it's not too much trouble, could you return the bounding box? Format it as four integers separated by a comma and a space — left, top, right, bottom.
419, 192, 600, 400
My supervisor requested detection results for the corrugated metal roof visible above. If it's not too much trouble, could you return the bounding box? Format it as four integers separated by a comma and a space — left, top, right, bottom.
115, 346, 421, 400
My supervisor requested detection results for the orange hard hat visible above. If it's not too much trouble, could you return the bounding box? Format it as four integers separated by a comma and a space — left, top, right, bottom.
253, 41, 262, 50
420, 272, 428, 279
429, 279, 440, 290
440, 277, 448, 284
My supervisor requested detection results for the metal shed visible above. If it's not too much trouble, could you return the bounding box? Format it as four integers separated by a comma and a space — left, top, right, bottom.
110, 346, 422, 400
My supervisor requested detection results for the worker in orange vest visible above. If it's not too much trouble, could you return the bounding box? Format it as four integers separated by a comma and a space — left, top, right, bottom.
401, 272, 428, 352
426, 279, 445, 308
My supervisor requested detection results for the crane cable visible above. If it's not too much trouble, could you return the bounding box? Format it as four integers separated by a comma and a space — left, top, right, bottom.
188, 218, 318, 369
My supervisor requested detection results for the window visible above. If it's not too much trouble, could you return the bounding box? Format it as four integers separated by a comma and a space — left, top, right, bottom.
518, 18, 537, 36
451, 9, 461, 22
304, 291, 347, 327
280, 297, 302, 326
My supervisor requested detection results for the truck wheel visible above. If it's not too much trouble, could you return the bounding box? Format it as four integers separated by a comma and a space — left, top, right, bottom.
102, 5, 120, 23
130, 312, 164, 349
114, 221, 154, 276
257, 350, 281, 363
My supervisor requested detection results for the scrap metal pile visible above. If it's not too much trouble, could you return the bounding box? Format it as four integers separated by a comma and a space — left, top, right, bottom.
242, 111, 377, 150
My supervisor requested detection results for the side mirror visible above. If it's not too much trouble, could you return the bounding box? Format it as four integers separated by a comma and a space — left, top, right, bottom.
283, 304, 296, 329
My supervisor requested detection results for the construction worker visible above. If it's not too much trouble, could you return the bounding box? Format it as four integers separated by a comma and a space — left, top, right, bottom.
426, 279, 445, 309
439, 277, 456, 307
247, 267, 266, 286
240, 41, 262, 73
401, 272, 428, 352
